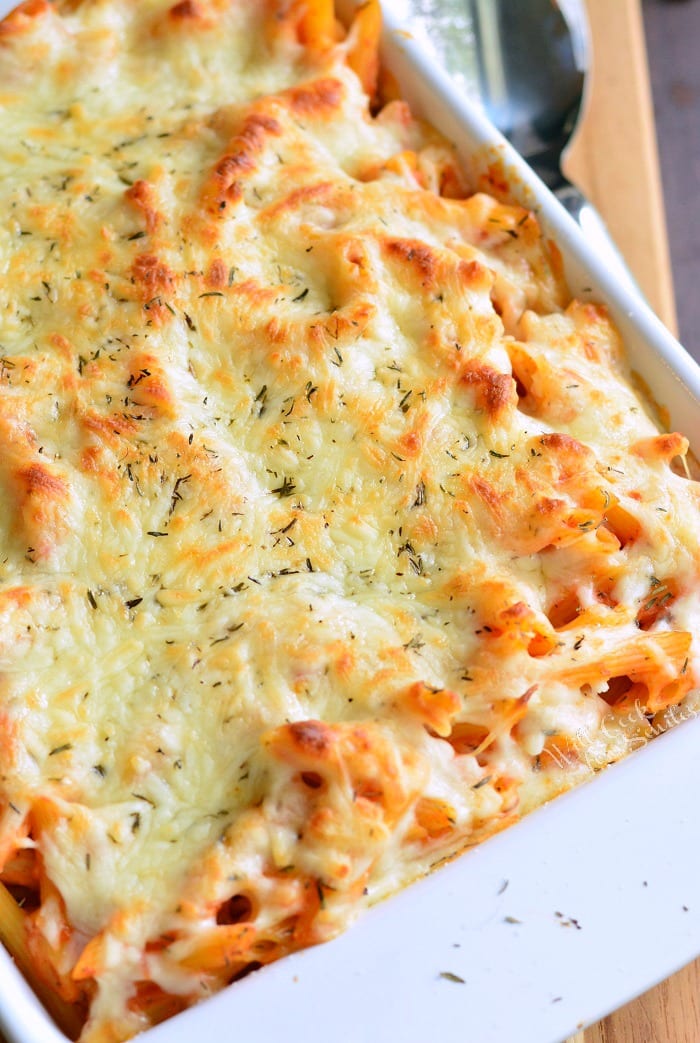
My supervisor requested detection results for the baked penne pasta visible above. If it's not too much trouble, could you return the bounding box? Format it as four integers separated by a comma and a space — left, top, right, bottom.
0, 1, 698, 1040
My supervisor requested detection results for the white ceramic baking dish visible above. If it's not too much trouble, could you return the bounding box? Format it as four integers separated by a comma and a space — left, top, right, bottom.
1, 3, 699, 1042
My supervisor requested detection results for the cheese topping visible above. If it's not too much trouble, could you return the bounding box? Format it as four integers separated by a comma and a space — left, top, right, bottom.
0, 2, 699, 1040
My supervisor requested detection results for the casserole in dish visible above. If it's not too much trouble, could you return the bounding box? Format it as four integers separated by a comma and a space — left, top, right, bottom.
0, 2, 699, 1041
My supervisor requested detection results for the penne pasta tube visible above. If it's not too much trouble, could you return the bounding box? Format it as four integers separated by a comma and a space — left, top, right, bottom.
0, 882, 83, 1041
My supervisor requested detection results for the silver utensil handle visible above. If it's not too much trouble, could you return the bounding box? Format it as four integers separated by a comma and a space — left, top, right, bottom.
553, 182, 643, 301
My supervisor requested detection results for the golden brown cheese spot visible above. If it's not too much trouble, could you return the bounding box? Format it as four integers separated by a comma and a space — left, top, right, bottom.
12, 462, 70, 560
439, 163, 467, 200
480, 161, 511, 200
286, 78, 344, 117
48, 332, 74, 361
632, 432, 689, 462
206, 259, 228, 289
384, 238, 437, 288
131, 254, 177, 299
466, 433, 607, 555
169, 0, 204, 20
81, 410, 141, 448
126, 354, 176, 420
266, 720, 425, 834
499, 601, 534, 626
0, 0, 50, 36
151, 0, 216, 35
260, 180, 350, 225
458, 258, 492, 291
203, 113, 283, 216
396, 428, 423, 459
358, 149, 423, 189
16, 462, 65, 499
535, 496, 566, 518
458, 360, 516, 418
79, 445, 105, 477
287, 720, 332, 758
206, 161, 242, 212
566, 299, 624, 365
537, 432, 594, 481
468, 476, 505, 523
125, 180, 161, 236
508, 341, 584, 424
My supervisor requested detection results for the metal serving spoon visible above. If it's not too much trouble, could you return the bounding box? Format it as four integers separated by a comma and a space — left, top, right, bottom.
470, 0, 588, 192
471, 0, 641, 294
401, 0, 640, 295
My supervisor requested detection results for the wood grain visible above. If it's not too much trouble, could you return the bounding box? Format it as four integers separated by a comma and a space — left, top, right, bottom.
563, 0, 676, 332
643, 0, 700, 360
579, 959, 700, 1043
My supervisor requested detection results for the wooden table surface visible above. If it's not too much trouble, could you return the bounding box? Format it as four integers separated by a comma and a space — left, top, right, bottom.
565, 0, 675, 330
564, 1, 699, 1041
644, 0, 700, 364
